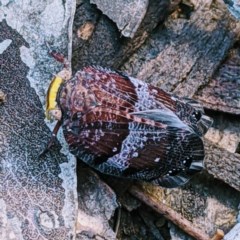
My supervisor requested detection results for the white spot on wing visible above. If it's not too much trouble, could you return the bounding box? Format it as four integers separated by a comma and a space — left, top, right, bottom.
132, 152, 138, 157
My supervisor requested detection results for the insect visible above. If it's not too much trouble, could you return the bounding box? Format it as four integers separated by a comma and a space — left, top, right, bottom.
45, 50, 212, 188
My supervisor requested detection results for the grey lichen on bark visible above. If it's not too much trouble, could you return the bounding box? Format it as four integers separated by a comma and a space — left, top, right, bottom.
0, 1, 77, 239
90, 0, 149, 38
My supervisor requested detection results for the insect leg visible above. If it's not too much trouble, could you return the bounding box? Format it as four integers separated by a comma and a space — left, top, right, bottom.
38, 120, 62, 158
114, 203, 122, 236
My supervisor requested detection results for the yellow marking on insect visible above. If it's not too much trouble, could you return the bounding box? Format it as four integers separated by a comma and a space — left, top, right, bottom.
46, 76, 63, 120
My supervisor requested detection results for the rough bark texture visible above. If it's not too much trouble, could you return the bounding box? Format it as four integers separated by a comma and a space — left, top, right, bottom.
195, 46, 240, 115
119, 1, 240, 239
204, 111, 240, 153
0, 21, 69, 240
122, 1, 240, 98
76, 166, 118, 240
129, 185, 211, 240
90, 0, 149, 38
0, 1, 77, 239
1, 0, 240, 239
137, 172, 240, 238
204, 140, 240, 192
72, 0, 170, 70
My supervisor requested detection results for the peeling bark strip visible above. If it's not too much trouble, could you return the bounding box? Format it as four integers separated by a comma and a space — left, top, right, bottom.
0, 0, 77, 238
204, 140, 240, 192
111, 0, 171, 68
73, 0, 121, 70
90, 0, 149, 38
0, 20, 70, 239
122, 1, 240, 98
195, 47, 240, 115
72, 0, 170, 70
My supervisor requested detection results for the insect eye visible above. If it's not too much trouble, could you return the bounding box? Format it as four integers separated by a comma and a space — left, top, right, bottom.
193, 110, 202, 121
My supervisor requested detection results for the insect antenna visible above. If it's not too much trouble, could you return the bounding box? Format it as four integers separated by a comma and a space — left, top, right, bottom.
44, 41, 70, 69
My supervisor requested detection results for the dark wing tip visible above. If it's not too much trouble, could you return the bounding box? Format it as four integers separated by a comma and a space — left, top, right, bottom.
197, 114, 213, 135
180, 98, 213, 136
152, 155, 204, 188
151, 172, 191, 188
151, 162, 203, 188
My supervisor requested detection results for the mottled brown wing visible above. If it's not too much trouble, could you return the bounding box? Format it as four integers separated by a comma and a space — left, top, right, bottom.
63, 108, 131, 163
63, 106, 165, 163
83, 67, 139, 111
59, 67, 206, 188
63, 108, 204, 188
60, 66, 212, 136
120, 125, 204, 188
150, 88, 212, 136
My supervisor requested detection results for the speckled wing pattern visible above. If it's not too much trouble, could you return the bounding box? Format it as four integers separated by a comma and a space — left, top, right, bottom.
58, 67, 211, 188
